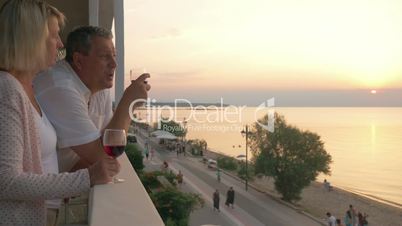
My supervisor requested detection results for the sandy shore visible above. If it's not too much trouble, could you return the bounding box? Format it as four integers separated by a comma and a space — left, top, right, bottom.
204, 150, 402, 226
253, 177, 402, 226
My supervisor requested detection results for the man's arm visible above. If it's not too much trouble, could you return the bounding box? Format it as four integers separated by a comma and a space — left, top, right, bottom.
70, 139, 105, 170
70, 74, 151, 167
104, 73, 150, 133
35, 80, 107, 170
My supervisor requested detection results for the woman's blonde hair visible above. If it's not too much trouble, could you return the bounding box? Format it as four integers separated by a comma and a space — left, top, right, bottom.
0, 0, 65, 72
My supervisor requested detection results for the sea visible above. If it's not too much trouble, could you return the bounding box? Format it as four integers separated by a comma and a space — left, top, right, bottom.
136, 107, 402, 207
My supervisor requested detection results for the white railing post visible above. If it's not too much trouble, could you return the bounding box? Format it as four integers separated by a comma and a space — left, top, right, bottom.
113, 0, 125, 103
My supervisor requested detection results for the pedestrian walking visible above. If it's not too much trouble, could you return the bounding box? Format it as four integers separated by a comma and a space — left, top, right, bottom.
181, 144, 186, 156
326, 212, 337, 226
344, 210, 352, 226
161, 160, 169, 172
213, 189, 220, 212
144, 142, 149, 160
225, 187, 235, 208
349, 205, 357, 226
324, 179, 333, 191
177, 170, 183, 186
216, 168, 221, 182
150, 148, 154, 160
357, 212, 368, 226
336, 219, 345, 226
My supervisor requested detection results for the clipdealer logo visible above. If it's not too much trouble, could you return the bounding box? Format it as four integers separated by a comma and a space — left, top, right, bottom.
254, 98, 275, 132
128, 98, 275, 132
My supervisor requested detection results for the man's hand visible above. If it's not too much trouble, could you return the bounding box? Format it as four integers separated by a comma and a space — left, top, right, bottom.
126, 73, 151, 107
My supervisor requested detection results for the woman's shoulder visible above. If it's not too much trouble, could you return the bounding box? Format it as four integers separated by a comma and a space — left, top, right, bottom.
0, 71, 18, 84
0, 72, 27, 102
0, 72, 23, 92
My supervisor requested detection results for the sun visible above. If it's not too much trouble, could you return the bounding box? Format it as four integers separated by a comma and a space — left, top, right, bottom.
370, 90, 377, 94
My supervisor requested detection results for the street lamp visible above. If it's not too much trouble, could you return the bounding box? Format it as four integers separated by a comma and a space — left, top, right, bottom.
182, 117, 188, 142
233, 145, 247, 189
241, 125, 249, 191
182, 118, 188, 155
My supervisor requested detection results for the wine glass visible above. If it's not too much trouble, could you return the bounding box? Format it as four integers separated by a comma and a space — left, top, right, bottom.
103, 129, 127, 183
130, 67, 147, 81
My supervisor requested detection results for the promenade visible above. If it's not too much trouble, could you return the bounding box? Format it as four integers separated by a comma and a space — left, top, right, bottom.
136, 131, 323, 226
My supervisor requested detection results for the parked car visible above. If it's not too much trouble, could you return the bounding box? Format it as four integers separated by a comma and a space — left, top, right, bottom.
207, 159, 217, 169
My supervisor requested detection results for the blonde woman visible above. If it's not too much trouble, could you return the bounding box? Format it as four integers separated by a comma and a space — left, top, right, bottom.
0, 1, 120, 225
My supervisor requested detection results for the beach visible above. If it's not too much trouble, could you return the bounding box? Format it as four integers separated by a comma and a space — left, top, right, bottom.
254, 178, 402, 226
204, 150, 402, 226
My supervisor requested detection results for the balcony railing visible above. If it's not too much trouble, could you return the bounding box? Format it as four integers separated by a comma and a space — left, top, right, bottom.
88, 153, 164, 226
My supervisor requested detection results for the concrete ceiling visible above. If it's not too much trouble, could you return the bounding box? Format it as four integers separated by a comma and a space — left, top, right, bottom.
0, 0, 114, 44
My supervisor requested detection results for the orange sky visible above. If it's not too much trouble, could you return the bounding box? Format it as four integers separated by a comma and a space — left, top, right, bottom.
120, 0, 402, 105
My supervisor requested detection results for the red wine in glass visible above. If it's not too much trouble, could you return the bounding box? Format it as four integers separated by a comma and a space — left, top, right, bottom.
104, 145, 125, 157
103, 129, 127, 183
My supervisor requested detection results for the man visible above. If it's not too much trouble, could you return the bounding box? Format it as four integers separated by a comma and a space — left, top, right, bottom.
34, 26, 150, 172
225, 187, 235, 208
324, 179, 333, 191
176, 170, 183, 186
349, 204, 357, 226
144, 141, 149, 160
213, 189, 220, 212
326, 212, 337, 226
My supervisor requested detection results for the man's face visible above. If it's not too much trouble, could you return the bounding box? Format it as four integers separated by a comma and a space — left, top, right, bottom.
79, 36, 117, 91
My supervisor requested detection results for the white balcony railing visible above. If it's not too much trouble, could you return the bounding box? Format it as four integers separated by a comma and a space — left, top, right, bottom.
88, 153, 164, 226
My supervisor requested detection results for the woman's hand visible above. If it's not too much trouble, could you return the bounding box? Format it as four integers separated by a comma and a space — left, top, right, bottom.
88, 156, 121, 186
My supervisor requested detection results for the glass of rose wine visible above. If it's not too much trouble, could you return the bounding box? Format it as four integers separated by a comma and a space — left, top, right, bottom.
103, 129, 126, 183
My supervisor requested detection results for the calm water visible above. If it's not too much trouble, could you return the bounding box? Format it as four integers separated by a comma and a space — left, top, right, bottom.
138, 107, 402, 205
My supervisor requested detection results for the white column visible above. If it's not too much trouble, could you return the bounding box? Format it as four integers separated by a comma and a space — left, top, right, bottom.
114, 0, 125, 103
89, 0, 99, 26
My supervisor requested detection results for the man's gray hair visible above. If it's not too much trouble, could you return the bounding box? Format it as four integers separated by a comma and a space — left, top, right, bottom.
65, 26, 113, 63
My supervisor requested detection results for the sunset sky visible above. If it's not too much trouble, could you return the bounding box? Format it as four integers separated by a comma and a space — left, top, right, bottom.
122, 0, 402, 106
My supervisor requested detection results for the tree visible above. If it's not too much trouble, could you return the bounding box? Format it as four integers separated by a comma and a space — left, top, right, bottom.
188, 139, 207, 155
250, 113, 332, 202
217, 156, 238, 171
151, 188, 204, 226
125, 143, 144, 173
140, 170, 178, 191
138, 170, 203, 225
237, 160, 254, 181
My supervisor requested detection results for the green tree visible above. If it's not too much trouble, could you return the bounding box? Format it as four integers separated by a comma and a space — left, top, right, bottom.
139, 170, 178, 192
125, 143, 144, 173
139, 171, 160, 191
188, 139, 207, 155
217, 156, 238, 171
151, 188, 204, 226
237, 160, 254, 181
251, 113, 332, 202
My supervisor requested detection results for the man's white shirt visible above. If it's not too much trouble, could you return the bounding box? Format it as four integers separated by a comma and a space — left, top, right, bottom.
34, 60, 113, 172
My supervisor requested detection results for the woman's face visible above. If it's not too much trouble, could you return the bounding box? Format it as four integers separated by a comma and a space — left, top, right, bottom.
46, 16, 63, 67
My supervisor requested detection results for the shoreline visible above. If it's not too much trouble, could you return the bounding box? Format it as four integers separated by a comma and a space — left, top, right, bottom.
203, 149, 402, 226
204, 148, 401, 208
337, 186, 402, 210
